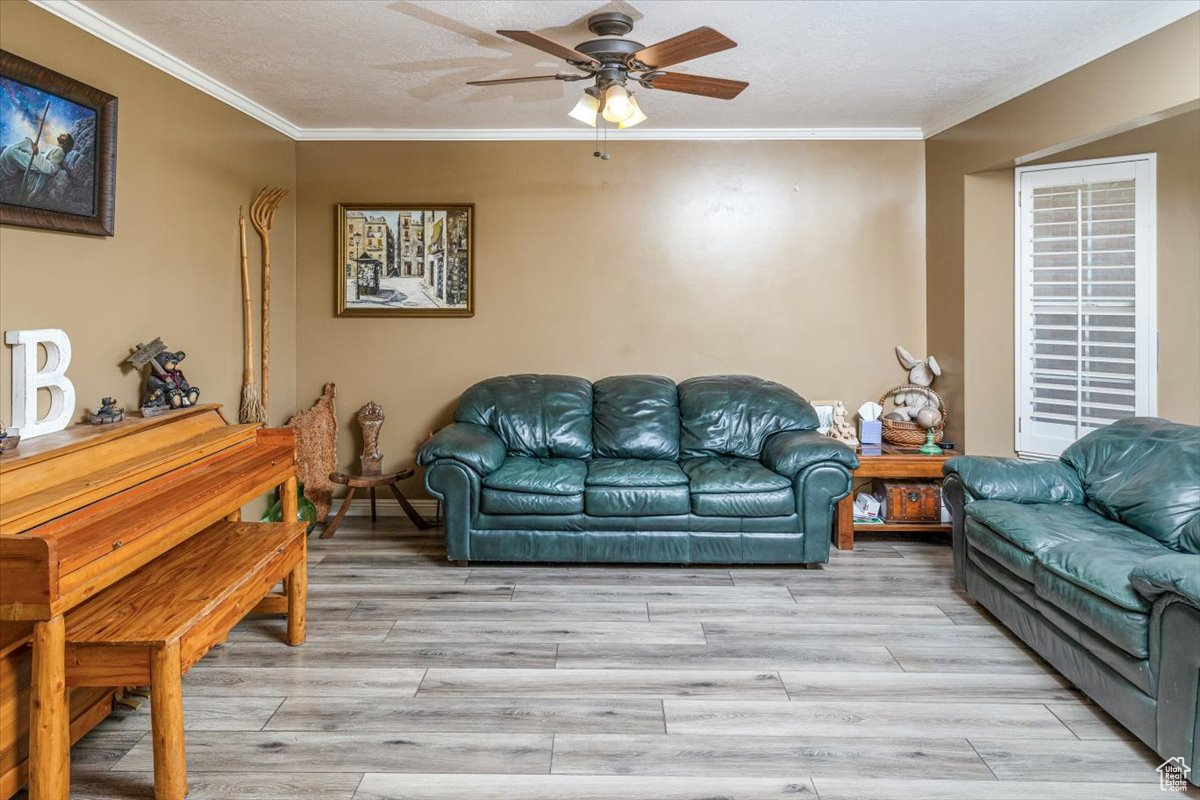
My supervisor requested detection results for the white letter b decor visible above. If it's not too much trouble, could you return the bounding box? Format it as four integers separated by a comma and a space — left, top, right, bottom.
6, 328, 76, 439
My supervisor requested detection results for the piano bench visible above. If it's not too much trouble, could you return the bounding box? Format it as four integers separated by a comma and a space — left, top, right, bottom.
62, 520, 308, 800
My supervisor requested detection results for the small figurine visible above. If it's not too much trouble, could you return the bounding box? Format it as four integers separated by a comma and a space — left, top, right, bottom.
828, 400, 860, 447
127, 339, 201, 415
89, 397, 125, 425
894, 345, 942, 421
148, 350, 199, 409
358, 401, 385, 475
0, 421, 19, 454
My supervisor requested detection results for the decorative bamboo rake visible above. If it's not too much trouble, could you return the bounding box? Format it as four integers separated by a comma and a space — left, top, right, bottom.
237, 207, 264, 423
249, 186, 288, 422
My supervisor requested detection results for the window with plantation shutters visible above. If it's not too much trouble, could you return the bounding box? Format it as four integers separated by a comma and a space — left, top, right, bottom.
1015, 155, 1157, 459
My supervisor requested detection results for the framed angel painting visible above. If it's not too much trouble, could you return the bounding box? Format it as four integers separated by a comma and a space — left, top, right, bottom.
0, 49, 117, 236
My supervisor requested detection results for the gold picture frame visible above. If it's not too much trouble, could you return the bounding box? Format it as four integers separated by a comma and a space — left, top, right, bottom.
335, 203, 474, 317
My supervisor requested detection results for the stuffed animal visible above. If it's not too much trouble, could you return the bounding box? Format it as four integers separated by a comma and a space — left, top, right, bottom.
145, 350, 200, 409
893, 345, 941, 420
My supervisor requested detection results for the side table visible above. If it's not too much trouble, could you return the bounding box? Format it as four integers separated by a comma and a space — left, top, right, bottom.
834, 443, 958, 550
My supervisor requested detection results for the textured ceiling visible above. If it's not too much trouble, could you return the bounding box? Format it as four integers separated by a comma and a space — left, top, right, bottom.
78, 0, 1196, 131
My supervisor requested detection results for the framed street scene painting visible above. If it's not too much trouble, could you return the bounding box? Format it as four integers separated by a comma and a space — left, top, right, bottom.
336, 203, 474, 317
0, 49, 117, 236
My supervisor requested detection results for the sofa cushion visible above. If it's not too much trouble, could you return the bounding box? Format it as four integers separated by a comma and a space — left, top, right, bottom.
968, 546, 1038, 604
586, 458, 687, 488
965, 500, 1148, 558
456, 374, 593, 459
585, 486, 691, 517
592, 376, 681, 460
1038, 538, 1168, 613
965, 498, 1167, 666
1034, 566, 1151, 660
1062, 417, 1200, 549
1031, 594, 1155, 693
682, 456, 792, 494
483, 457, 587, 496
481, 489, 583, 516
679, 376, 818, 459
1030, 536, 1170, 660
680, 456, 794, 518
692, 489, 795, 518
965, 518, 1039, 583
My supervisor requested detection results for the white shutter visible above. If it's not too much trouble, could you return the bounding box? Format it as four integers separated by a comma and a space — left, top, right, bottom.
1015, 155, 1156, 459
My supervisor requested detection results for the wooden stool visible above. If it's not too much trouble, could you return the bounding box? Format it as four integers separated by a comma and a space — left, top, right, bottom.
320, 401, 431, 539
323, 468, 431, 538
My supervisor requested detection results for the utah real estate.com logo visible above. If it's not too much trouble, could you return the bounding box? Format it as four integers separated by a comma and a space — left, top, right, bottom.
1157, 756, 1190, 792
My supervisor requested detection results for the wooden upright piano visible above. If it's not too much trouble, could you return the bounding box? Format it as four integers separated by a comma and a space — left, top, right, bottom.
0, 405, 305, 799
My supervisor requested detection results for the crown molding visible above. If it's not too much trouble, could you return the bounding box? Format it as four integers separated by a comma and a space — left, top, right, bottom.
30, 0, 302, 138
922, 2, 1199, 137
29, 0, 918, 142
33, 0, 1199, 143
295, 127, 924, 142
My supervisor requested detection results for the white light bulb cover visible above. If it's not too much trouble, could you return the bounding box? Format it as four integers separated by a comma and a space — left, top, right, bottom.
601, 85, 633, 123
567, 92, 599, 127
618, 95, 647, 129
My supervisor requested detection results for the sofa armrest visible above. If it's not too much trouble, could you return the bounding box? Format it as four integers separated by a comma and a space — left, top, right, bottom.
424, 460, 482, 561
942, 456, 1085, 505
1131, 554, 1200, 609
761, 430, 859, 479
795, 462, 854, 564
416, 422, 506, 476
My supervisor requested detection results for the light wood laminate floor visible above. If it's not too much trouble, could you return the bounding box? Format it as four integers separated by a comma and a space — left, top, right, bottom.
25, 518, 1195, 799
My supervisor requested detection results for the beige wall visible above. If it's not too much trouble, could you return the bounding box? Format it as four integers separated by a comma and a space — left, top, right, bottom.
7, 0, 1193, 478
296, 140, 926, 496
959, 112, 1200, 456
0, 2, 297, 437
926, 14, 1200, 453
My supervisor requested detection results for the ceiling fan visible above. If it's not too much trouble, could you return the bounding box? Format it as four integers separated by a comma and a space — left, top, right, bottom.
467, 12, 748, 130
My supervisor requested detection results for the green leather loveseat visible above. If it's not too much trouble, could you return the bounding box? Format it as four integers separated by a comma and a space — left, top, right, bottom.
944, 417, 1200, 783
417, 374, 857, 565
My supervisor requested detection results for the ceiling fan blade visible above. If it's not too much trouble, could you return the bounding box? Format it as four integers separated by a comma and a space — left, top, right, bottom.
646, 72, 748, 100
467, 75, 574, 86
634, 27, 736, 69
497, 30, 600, 66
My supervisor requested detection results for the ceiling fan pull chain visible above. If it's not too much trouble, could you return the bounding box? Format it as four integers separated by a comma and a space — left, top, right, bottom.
593, 117, 610, 161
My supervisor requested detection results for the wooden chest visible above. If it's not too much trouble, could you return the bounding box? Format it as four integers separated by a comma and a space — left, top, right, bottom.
875, 479, 942, 523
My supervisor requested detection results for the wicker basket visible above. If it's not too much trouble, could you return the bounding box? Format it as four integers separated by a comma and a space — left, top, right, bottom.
879, 384, 948, 447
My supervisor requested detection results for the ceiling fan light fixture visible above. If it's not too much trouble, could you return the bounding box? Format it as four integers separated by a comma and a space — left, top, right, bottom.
567, 92, 599, 127
480, 14, 746, 148
601, 84, 634, 123
617, 95, 647, 129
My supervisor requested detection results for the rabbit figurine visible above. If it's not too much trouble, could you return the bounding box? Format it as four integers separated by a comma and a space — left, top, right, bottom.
894, 345, 942, 420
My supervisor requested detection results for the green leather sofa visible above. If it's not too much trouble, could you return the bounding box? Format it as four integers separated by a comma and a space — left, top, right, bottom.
944, 417, 1200, 783
417, 374, 857, 565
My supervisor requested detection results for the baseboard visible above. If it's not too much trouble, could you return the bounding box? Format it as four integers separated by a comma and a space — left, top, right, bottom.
345, 497, 440, 518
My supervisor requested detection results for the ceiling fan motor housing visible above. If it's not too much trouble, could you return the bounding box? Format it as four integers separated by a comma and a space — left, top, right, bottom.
575, 38, 643, 64
587, 12, 634, 37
